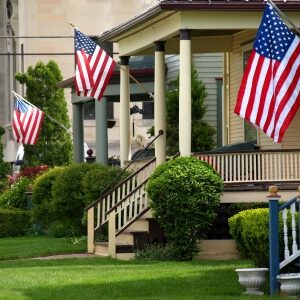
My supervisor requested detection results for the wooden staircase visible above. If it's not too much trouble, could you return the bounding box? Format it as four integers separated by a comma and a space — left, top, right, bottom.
86, 157, 162, 260
93, 209, 164, 260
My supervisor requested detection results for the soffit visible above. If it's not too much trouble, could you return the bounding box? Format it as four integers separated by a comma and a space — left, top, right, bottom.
98, 2, 300, 56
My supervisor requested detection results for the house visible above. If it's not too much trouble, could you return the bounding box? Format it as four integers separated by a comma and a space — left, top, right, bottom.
0, 0, 223, 164
85, 0, 300, 260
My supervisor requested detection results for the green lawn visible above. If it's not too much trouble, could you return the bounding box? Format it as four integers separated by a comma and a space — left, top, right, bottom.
0, 257, 290, 300
0, 237, 289, 299
0, 236, 86, 260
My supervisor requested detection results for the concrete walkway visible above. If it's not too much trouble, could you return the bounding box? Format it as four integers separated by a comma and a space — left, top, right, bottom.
32, 253, 98, 260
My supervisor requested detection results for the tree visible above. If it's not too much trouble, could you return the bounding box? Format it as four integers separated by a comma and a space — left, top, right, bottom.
0, 126, 10, 191
166, 69, 215, 155
15, 61, 73, 167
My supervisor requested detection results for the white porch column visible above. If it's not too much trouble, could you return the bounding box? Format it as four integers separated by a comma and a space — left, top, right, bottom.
154, 41, 166, 165
120, 56, 130, 167
179, 29, 192, 157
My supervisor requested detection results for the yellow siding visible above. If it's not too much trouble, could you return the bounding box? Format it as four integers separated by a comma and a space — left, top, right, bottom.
229, 30, 280, 150
281, 110, 300, 149
229, 30, 256, 144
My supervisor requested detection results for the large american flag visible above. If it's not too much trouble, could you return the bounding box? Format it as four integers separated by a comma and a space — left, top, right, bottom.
235, 4, 300, 143
74, 29, 116, 101
12, 94, 44, 145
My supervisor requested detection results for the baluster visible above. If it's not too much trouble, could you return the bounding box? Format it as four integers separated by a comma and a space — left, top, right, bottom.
241, 154, 245, 182
225, 155, 228, 182
102, 196, 106, 223
128, 194, 133, 220
249, 154, 253, 181
118, 205, 122, 230
112, 190, 116, 207
233, 154, 236, 182
260, 153, 263, 181
134, 189, 139, 215
117, 186, 121, 205
282, 208, 290, 259
220, 155, 224, 180
97, 202, 101, 228
245, 153, 249, 181
291, 202, 298, 254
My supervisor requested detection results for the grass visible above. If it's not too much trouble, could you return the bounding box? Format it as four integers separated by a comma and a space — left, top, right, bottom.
0, 257, 290, 300
0, 236, 86, 260
0, 236, 290, 299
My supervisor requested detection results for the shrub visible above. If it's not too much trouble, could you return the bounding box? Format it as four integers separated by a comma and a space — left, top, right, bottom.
134, 244, 177, 261
229, 208, 298, 267
0, 177, 32, 210
82, 164, 130, 206
146, 156, 223, 260
49, 163, 129, 236
31, 167, 65, 227
0, 208, 31, 237
50, 163, 94, 235
0, 126, 10, 192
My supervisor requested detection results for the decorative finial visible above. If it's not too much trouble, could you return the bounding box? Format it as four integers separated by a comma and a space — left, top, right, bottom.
267, 185, 280, 198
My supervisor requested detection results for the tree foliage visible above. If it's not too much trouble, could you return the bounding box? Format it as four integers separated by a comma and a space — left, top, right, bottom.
15, 60, 72, 167
166, 69, 216, 155
146, 157, 223, 260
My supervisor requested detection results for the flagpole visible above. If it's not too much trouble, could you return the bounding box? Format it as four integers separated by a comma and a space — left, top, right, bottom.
12, 91, 72, 134
267, 0, 300, 36
70, 23, 154, 99
117, 63, 154, 99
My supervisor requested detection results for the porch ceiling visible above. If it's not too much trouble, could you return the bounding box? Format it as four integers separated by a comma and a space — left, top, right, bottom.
97, 1, 300, 56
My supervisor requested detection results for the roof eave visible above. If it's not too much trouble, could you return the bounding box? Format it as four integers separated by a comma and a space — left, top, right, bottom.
97, 1, 300, 43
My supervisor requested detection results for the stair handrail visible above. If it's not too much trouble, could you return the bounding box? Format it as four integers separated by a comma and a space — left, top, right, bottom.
86, 157, 156, 211
105, 151, 181, 235
86, 130, 163, 211
105, 151, 181, 215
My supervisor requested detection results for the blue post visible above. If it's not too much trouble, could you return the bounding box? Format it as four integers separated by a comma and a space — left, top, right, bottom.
268, 185, 280, 295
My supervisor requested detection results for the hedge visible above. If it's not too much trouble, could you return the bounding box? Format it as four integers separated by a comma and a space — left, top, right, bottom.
0, 209, 31, 237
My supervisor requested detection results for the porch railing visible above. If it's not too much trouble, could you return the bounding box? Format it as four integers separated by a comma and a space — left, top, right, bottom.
194, 149, 300, 184
268, 186, 300, 295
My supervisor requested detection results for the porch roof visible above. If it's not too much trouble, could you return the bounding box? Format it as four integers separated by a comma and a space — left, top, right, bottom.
97, 0, 300, 56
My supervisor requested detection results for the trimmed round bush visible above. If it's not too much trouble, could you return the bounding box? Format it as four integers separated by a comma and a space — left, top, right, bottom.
146, 156, 223, 260
0, 208, 31, 237
229, 208, 297, 267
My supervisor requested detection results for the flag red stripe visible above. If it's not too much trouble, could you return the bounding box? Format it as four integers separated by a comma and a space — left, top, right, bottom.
244, 55, 265, 120
255, 60, 272, 126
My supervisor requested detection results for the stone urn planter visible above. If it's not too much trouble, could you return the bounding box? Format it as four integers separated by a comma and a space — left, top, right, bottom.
235, 268, 269, 295
277, 273, 300, 296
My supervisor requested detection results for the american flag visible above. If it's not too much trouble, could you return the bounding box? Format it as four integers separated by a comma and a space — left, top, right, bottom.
12, 94, 44, 145
74, 29, 116, 101
234, 3, 300, 143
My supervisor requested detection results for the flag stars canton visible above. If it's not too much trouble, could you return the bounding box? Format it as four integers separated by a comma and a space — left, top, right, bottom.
15, 98, 28, 113
254, 5, 295, 61
75, 29, 96, 55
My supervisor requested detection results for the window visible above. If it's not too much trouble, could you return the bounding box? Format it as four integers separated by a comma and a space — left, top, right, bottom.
83, 101, 114, 120
142, 102, 154, 119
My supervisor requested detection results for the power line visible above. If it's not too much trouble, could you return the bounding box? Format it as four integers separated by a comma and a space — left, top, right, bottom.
0, 35, 74, 38
0, 52, 74, 56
